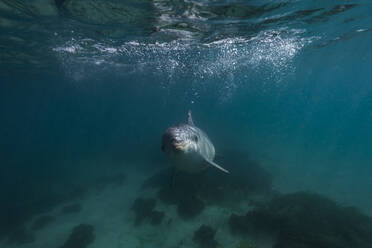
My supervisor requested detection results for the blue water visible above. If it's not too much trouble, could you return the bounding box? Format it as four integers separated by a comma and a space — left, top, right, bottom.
1, 0, 372, 247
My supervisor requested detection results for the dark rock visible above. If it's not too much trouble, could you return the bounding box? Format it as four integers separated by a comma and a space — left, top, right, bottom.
193, 225, 218, 248
55, 0, 67, 9
62, 204, 82, 214
228, 213, 251, 235
147, 172, 205, 219
149, 210, 164, 225
131, 198, 157, 226
60, 224, 95, 248
31, 215, 56, 231
143, 151, 272, 221
143, 151, 273, 206
229, 191, 372, 248
177, 195, 205, 219
7, 227, 35, 245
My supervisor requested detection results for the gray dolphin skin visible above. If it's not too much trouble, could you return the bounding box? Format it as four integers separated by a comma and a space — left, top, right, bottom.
161, 111, 229, 174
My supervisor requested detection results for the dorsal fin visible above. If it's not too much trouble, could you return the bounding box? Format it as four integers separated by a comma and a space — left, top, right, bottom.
187, 110, 195, 126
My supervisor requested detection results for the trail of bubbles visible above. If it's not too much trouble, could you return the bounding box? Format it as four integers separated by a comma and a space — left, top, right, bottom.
52, 28, 316, 99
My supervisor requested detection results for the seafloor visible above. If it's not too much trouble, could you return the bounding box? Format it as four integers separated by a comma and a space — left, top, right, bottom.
1, 154, 372, 248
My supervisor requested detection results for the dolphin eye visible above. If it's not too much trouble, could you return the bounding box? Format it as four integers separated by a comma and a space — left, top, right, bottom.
171, 138, 176, 143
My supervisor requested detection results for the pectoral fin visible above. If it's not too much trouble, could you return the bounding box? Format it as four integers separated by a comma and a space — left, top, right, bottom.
205, 159, 230, 174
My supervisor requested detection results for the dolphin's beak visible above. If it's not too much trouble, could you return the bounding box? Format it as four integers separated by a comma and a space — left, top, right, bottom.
173, 143, 186, 151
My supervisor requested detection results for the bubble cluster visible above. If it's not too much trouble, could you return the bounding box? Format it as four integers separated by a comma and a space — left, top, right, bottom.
53, 27, 314, 100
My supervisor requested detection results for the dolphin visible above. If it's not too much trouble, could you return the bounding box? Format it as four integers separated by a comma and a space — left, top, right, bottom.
161, 110, 229, 175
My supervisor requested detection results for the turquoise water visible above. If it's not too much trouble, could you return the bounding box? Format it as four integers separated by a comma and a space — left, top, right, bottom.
1, 1, 372, 247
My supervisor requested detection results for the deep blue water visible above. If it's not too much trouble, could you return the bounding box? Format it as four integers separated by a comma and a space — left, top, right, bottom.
1, 0, 372, 247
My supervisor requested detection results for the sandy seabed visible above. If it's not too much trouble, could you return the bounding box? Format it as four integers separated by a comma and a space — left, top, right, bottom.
0, 167, 267, 248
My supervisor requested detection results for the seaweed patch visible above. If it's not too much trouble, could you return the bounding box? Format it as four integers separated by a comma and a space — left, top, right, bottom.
193, 225, 219, 248
131, 198, 164, 226
59, 224, 95, 248
229, 191, 372, 248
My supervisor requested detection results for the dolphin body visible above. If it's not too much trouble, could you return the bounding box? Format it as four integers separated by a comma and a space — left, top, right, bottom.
161, 111, 229, 174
